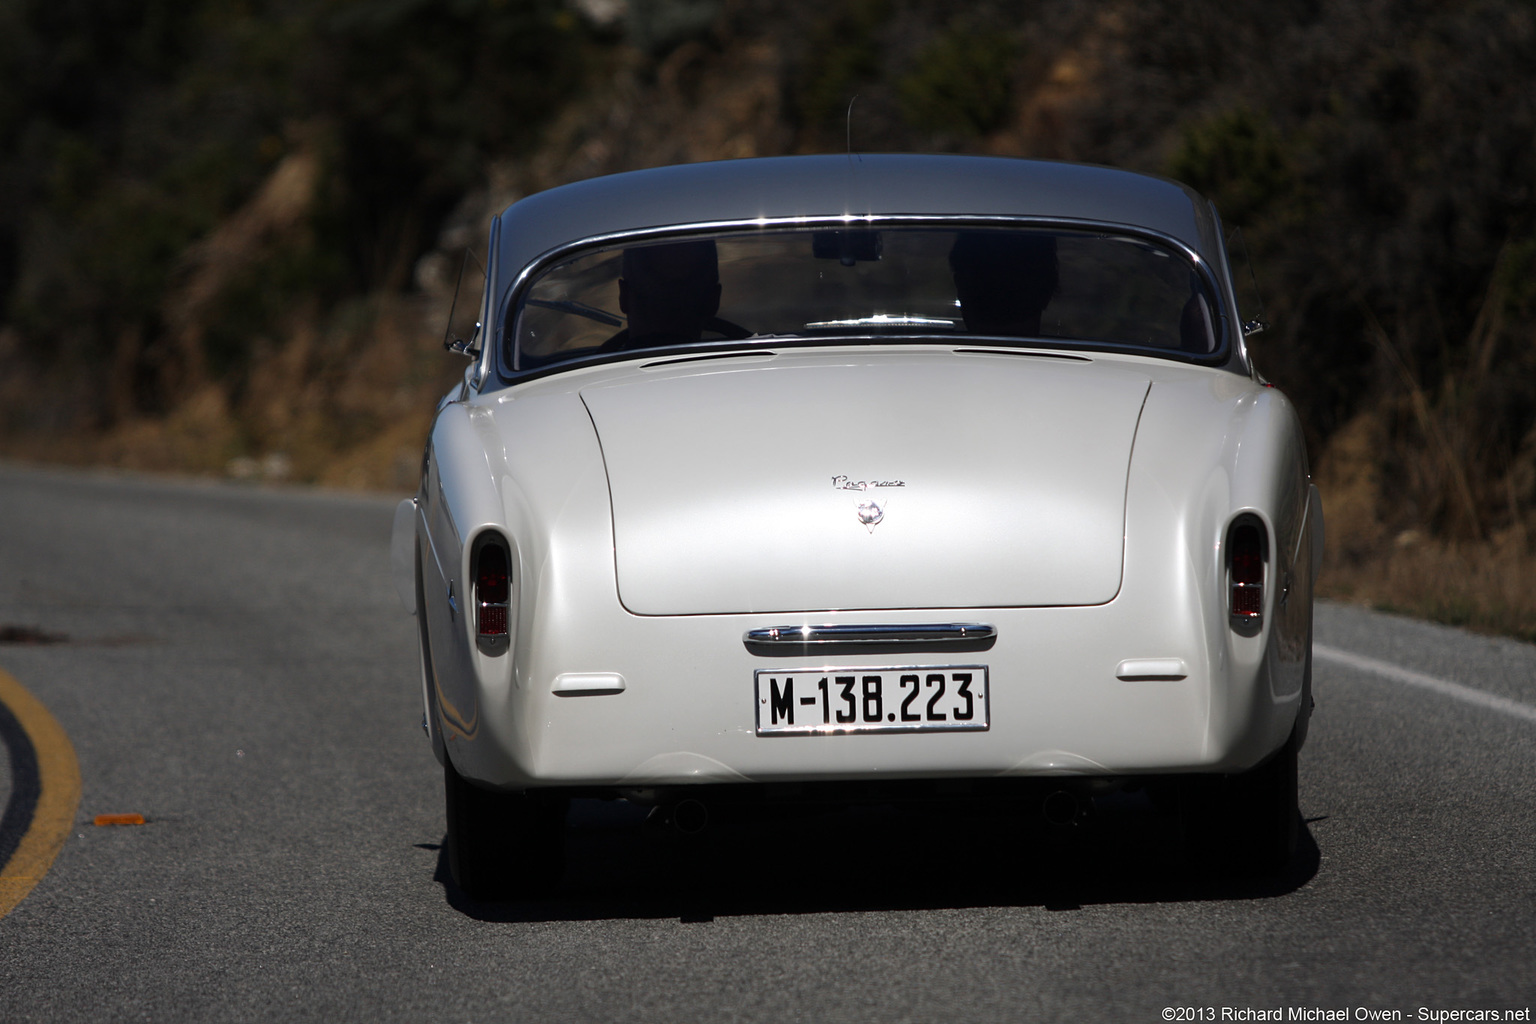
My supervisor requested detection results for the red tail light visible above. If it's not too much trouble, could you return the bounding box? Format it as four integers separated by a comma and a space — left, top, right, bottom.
1228, 518, 1266, 632
478, 604, 507, 636
475, 542, 510, 642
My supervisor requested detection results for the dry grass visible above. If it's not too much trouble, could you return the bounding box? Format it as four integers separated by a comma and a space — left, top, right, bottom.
0, 293, 461, 494
1314, 409, 1536, 643
1320, 537, 1536, 644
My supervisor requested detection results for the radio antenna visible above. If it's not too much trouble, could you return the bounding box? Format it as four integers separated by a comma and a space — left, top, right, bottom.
846, 94, 859, 161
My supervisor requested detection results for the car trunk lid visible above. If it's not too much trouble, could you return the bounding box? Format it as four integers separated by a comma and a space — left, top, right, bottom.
580, 351, 1150, 615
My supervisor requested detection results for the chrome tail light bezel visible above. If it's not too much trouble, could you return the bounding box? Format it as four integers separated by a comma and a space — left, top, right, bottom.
1226, 514, 1268, 637
471, 533, 512, 656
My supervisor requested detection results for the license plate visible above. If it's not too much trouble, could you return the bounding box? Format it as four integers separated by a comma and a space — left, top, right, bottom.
754, 667, 989, 736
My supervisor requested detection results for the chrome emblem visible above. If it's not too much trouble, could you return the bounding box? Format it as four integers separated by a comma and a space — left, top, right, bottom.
834, 475, 902, 532
857, 500, 885, 531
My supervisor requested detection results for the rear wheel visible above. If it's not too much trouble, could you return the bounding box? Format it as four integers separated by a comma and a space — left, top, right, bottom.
1228, 727, 1300, 873
443, 759, 567, 901
1185, 726, 1300, 876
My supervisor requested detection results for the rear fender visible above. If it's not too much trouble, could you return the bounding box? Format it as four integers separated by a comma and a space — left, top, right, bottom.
1128, 374, 1310, 769
1222, 387, 1311, 759
420, 403, 522, 774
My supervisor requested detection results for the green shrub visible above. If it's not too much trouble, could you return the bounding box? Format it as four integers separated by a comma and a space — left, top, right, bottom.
898, 27, 1016, 137
791, 0, 891, 135
1166, 108, 1293, 225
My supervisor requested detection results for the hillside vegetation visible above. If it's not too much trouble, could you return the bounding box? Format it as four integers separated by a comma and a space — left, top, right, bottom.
2, 0, 1534, 636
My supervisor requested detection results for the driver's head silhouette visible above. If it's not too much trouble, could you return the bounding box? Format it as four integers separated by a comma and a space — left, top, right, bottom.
617, 240, 722, 347
948, 231, 1058, 336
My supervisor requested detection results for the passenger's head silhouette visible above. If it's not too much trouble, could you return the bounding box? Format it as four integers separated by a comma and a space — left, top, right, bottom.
948, 231, 1058, 336
617, 240, 722, 347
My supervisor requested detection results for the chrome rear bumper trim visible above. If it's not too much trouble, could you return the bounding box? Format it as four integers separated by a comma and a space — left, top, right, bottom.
743, 623, 996, 656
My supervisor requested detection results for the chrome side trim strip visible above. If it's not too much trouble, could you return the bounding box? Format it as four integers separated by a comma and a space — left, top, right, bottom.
743, 623, 996, 656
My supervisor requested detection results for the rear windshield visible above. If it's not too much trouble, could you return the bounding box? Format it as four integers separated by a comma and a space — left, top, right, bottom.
509, 226, 1220, 371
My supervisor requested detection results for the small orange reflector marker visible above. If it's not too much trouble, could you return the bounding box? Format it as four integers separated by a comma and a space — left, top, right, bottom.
93, 813, 145, 827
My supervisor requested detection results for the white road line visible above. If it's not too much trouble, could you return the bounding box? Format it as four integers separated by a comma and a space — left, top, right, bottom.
1315, 643, 1536, 725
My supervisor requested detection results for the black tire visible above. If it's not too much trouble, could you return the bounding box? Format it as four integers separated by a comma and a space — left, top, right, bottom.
1185, 726, 1300, 876
443, 759, 567, 901
1226, 726, 1300, 873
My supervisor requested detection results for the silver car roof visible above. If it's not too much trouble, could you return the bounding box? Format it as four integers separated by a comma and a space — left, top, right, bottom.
493, 154, 1224, 286
486, 155, 1247, 380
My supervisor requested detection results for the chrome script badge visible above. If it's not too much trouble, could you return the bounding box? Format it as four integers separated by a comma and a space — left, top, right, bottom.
832, 475, 905, 491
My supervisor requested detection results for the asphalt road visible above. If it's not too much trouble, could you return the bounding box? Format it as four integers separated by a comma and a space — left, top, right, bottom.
1, 462, 1532, 1022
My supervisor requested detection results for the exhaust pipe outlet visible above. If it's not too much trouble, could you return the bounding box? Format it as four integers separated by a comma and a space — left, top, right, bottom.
672, 799, 709, 835
1042, 790, 1080, 826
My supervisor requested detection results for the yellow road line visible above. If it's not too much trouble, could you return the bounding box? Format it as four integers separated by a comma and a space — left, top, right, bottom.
0, 667, 81, 919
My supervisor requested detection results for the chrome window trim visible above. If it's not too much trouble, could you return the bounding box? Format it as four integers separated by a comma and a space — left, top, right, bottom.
492, 214, 1233, 383
470, 212, 501, 392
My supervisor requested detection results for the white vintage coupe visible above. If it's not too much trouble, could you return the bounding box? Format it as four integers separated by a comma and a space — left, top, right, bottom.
390, 155, 1323, 899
